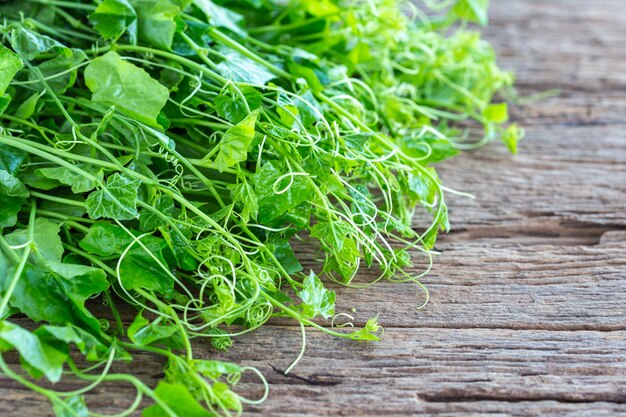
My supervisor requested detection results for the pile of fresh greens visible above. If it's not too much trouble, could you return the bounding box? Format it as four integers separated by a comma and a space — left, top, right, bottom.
0, 0, 521, 415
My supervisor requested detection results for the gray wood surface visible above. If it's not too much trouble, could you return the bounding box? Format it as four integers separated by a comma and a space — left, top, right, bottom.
1, 0, 625, 416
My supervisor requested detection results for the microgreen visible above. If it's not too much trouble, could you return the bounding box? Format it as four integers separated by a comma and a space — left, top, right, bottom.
0, 0, 521, 415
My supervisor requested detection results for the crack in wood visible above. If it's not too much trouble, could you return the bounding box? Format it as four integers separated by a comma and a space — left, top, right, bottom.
270, 366, 343, 387
417, 393, 626, 405
441, 218, 626, 247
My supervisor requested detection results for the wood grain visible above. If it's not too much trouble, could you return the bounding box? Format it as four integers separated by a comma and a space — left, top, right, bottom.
1, 0, 625, 416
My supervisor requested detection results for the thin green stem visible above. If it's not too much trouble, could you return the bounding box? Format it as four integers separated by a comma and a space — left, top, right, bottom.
25, 0, 96, 10
0, 201, 37, 316
247, 15, 334, 34
262, 293, 355, 339
208, 29, 294, 81
0, 237, 31, 317
29, 191, 86, 207
104, 290, 125, 336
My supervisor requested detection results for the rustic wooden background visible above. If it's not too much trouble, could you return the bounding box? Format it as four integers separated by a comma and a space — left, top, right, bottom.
2, 0, 625, 415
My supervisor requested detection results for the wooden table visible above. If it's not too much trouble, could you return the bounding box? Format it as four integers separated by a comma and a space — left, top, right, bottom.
2, 0, 625, 415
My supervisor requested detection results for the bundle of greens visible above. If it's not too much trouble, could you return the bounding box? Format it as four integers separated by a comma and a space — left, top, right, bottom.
0, 0, 521, 415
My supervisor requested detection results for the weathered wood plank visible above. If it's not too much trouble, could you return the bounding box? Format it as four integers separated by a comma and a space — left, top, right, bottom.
438, 131, 626, 228
210, 327, 626, 416
483, 0, 626, 92
2, 328, 625, 416
292, 229, 626, 330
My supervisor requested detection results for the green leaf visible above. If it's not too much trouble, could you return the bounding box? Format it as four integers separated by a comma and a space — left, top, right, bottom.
270, 237, 302, 275
438, 203, 450, 232
421, 204, 449, 249
401, 137, 458, 165
32, 48, 87, 94
407, 169, 438, 207
37, 164, 104, 193
2, 264, 73, 324
349, 184, 376, 220
207, 328, 232, 350
0, 218, 66, 323
139, 195, 175, 231
229, 180, 258, 221
426, 139, 460, 164
451, 0, 490, 26
1, 218, 108, 329
0, 144, 26, 176
118, 236, 175, 295
323, 238, 360, 282
160, 225, 198, 271
0, 219, 64, 322
193, 0, 246, 36
349, 317, 382, 341
127, 311, 148, 340
9, 217, 64, 262
84, 51, 170, 127
47, 262, 110, 331
0, 321, 66, 382
36, 324, 112, 361
127, 311, 183, 348
0, 45, 23, 95
9, 27, 70, 61
347, 41, 372, 66
193, 359, 241, 379
297, 271, 335, 319
501, 123, 523, 154
208, 203, 233, 224
0, 169, 29, 229
130, 0, 180, 50
85, 173, 140, 220
276, 90, 321, 129
170, 0, 192, 9
303, 153, 346, 194
89, 0, 137, 40
79, 221, 138, 256
214, 110, 258, 172
301, 0, 340, 16
342, 133, 372, 151
214, 86, 262, 124
215, 49, 275, 85
294, 90, 322, 127
213, 381, 242, 411
53, 395, 89, 417
310, 219, 352, 252
0, 94, 11, 116
276, 97, 298, 128
483, 102, 508, 123
251, 161, 313, 224
15, 92, 40, 120
287, 61, 323, 94
20, 168, 62, 191
142, 381, 213, 417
